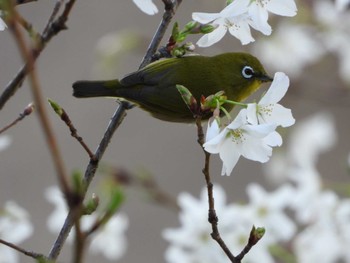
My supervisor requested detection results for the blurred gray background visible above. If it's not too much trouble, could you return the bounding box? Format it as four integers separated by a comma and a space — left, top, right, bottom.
0, 1, 349, 262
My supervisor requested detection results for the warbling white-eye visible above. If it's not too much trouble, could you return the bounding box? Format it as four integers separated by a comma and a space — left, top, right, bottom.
73, 52, 272, 122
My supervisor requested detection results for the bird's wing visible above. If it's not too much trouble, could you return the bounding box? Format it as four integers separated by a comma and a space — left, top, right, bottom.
120, 58, 181, 86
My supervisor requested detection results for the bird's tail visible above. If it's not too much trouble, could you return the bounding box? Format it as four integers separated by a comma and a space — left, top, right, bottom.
72, 79, 121, 98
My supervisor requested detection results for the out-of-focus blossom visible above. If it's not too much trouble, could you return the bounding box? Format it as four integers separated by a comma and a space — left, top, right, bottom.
289, 113, 337, 169
245, 183, 296, 242
45, 186, 128, 260
335, 0, 350, 11
315, 1, 350, 83
163, 185, 277, 263
0, 201, 33, 263
89, 214, 128, 260
0, 17, 6, 31
254, 23, 325, 77
0, 135, 11, 152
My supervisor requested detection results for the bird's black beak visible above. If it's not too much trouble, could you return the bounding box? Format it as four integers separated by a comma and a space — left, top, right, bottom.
257, 74, 273, 83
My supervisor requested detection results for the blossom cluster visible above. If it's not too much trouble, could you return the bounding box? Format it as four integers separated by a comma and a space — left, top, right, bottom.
0, 201, 33, 263
164, 112, 350, 263
192, 0, 297, 46
204, 72, 295, 176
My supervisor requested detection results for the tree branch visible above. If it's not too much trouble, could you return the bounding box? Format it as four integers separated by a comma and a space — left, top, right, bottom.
139, 0, 183, 68
0, 0, 77, 110
196, 117, 240, 263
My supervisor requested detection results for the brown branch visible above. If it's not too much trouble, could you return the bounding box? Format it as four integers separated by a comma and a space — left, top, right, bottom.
139, 0, 183, 68
48, 101, 130, 260
195, 117, 240, 263
48, 99, 95, 160
0, 0, 77, 110
7, 0, 71, 204
0, 238, 45, 260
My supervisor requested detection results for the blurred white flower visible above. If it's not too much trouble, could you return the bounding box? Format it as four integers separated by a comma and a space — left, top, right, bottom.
45, 186, 67, 233
0, 201, 33, 263
315, 0, 350, 83
0, 135, 11, 152
204, 109, 278, 176
293, 193, 350, 263
89, 214, 128, 261
254, 23, 325, 77
0, 201, 33, 243
45, 186, 128, 260
335, 0, 350, 11
247, 72, 295, 128
245, 183, 296, 242
294, 217, 343, 263
0, 16, 6, 31
163, 185, 267, 263
289, 113, 337, 169
132, 0, 158, 15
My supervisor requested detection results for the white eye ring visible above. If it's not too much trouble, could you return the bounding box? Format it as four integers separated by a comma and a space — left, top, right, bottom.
242, 66, 254, 79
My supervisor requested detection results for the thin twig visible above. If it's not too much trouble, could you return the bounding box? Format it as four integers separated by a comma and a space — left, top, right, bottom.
195, 117, 240, 263
139, 0, 183, 68
0, 238, 45, 260
48, 100, 95, 160
48, 102, 130, 260
42, 0, 65, 36
7, 0, 71, 202
0, 103, 34, 134
0, 0, 77, 110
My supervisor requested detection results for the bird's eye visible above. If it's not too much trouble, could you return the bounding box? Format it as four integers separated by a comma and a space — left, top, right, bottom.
242, 66, 254, 79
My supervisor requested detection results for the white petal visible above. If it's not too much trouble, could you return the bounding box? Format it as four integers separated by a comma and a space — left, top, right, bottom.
221, 0, 249, 17
260, 72, 289, 104
248, 3, 271, 35
263, 104, 295, 127
192, 12, 221, 24
227, 109, 248, 130
247, 103, 259, 125
205, 119, 220, 142
264, 131, 283, 147
267, 0, 297, 17
196, 24, 227, 47
219, 139, 241, 176
203, 127, 228, 154
244, 123, 277, 138
228, 18, 255, 45
133, 0, 158, 15
241, 136, 272, 162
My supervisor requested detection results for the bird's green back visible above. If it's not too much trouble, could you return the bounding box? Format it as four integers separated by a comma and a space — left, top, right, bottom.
112, 53, 268, 122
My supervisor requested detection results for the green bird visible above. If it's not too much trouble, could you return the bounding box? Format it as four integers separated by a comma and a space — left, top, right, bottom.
73, 52, 272, 122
